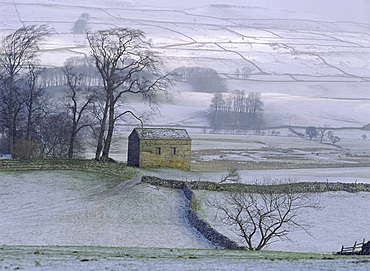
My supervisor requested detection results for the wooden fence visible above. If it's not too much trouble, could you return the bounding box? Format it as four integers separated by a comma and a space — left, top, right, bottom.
335, 239, 366, 255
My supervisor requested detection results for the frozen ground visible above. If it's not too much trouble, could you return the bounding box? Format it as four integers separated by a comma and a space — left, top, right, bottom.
0, 171, 212, 249
1, 246, 369, 271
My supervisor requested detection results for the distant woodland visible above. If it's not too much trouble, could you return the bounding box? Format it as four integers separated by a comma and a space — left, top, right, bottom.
171, 66, 227, 93
209, 91, 264, 130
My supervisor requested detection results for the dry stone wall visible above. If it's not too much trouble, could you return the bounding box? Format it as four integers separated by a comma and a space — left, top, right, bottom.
141, 176, 370, 193
0, 159, 137, 179
182, 182, 240, 250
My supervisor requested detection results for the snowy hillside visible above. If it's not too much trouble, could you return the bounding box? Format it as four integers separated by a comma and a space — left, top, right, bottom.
0, 171, 211, 249
1, 1, 367, 77
0, 0, 369, 127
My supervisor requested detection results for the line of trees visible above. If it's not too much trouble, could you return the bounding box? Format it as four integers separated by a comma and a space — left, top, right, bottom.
234, 66, 253, 79
0, 25, 170, 160
209, 90, 264, 130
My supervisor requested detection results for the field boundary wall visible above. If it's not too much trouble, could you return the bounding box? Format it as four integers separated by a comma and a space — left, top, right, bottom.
141, 176, 370, 193
182, 182, 241, 250
0, 159, 137, 179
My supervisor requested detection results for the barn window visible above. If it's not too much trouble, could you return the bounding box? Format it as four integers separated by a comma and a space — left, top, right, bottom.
170, 147, 176, 155
155, 147, 161, 155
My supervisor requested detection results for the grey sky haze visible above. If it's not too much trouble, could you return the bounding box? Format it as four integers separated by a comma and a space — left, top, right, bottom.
134, 0, 370, 24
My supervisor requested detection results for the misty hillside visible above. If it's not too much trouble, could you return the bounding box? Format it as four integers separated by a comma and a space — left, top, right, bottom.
1, 0, 369, 128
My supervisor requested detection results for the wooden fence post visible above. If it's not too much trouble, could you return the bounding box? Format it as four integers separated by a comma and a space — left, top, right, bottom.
352, 241, 357, 253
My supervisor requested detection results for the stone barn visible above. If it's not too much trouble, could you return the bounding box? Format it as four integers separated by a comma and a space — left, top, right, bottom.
127, 128, 191, 170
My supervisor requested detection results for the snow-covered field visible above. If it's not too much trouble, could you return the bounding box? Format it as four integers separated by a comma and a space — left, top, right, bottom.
1, 170, 369, 253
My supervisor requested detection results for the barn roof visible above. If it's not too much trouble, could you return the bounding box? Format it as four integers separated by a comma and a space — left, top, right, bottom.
133, 128, 191, 140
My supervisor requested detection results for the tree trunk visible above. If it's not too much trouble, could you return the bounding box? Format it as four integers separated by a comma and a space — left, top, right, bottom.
68, 120, 77, 159
68, 136, 75, 159
9, 74, 14, 155
101, 92, 115, 160
27, 82, 34, 142
95, 97, 109, 161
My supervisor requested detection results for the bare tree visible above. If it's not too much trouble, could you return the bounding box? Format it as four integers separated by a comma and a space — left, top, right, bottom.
241, 66, 253, 79
22, 65, 47, 142
219, 167, 241, 184
0, 74, 28, 146
209, 179, 320, 250
0, 25, 51, 155
0, 74, 12, 152
13, 140, 40, 160
328, 131, 340, 145
37, 112, 71, 158
317, 126, 330, 143
210, 93, 224, 130
63, 65, 96, 158
247, 92, 263, 115
87, 27, 170, 161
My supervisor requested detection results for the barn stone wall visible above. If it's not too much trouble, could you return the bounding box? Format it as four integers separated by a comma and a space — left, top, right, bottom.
127, 131, 140, 167
139, 139, 191, 170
